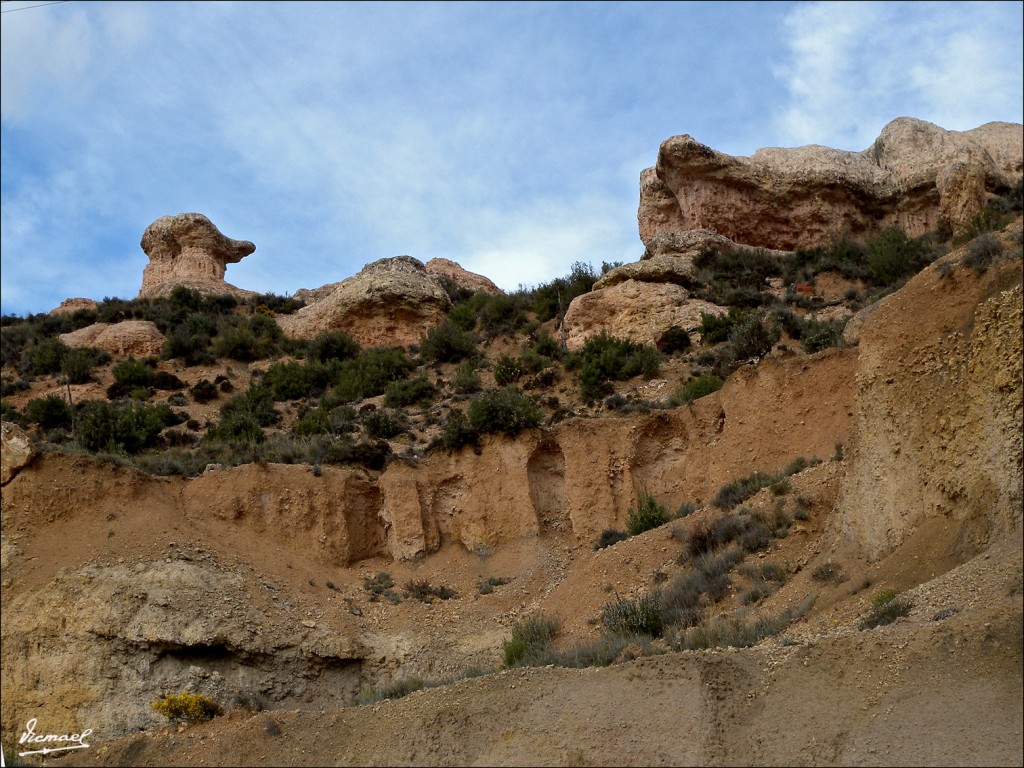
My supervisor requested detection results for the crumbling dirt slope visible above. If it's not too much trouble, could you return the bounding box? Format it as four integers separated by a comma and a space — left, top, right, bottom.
2, 232, 1022, 767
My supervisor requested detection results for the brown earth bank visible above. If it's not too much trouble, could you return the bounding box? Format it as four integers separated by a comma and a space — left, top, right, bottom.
3, 234, 1023, 766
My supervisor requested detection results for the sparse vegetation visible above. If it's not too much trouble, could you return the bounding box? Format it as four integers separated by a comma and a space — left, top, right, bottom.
503, 614, 561, 667
565, 330, 660, 402
151, 691, 223, 723
594, 528, 628, 550
670, 375, 724, 407
859, 589, 913, 629
625, 490, 670, 536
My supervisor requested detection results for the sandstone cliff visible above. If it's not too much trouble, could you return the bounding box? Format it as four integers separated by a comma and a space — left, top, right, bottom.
279, 256, 451, 347
639, 118, 1024, 249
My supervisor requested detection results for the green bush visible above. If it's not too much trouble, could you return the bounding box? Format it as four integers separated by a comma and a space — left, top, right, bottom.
189, 379, 219, 403
62, 347, 104, 384
208, 386, 279, 443
492, 355, 525, 386
961, 232, 1004, 272
725, 310, 779, 362
594, 528, 628, 550
529, 261, 597, 323
363, 408, 407, 439
75, 399, 175, 454
699, 310, 738, 345
384, 374, 437, 408
27, 337, 70, 376
420, 322, 479, 363
26, 394, 74, 430
866, 226, 935, 286
671, 600, 813, 651
151, 691, 223, 723
670, 375, 724, 407
476, 293, 530, 338
859, 590, 913, 630
440, 409, 478, 451
503, 614, 561, 667
334, 348, 415, 401
404, 580, 457, 602
163, 315, 216, 365
211, 314, 283, 361
304, 330, 360, 363
567, 331, 660, 401
625, 490, 670, 536
453, 361, 482, 394
467, 387, 541, 437
602, 592, 663, 637
656, 326, 691, 355
261, 359, 333, 401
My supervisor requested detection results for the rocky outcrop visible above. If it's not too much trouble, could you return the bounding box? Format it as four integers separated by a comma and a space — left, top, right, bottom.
279, 256, 451, 347
835, 225, 1023, 561
639, 118, 1024, 249
595, 229, 788, 290
563, 279, 726, 351
0, 555, 365, 739
49, 298, 99, 316
1, 421, 35, 485
138, 213, 256, 299
60, 320, 166, 358
425, 258, 502, 295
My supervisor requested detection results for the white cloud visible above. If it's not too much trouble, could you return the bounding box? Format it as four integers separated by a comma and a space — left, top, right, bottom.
774, 1, 1023, 149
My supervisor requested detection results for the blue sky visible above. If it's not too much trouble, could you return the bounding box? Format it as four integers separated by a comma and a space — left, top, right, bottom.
1, 1, 1021, 317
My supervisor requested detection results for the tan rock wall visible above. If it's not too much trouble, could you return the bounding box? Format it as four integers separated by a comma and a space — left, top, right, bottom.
835, 233, 1023, 561
640, 118, 1023, 250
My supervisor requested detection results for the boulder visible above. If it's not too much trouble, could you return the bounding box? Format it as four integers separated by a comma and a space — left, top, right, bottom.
563, 279, 726, 351
138, 213, 256, 299
639, 117, 1023, 249
48, 298, 99, 316
1, 421, 35, 485
279, 256, 451, 347
425, 258, 502, 295
60, 320, 166, 358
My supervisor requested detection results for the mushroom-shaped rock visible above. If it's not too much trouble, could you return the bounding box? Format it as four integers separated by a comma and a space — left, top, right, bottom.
279, 256, 451, 348
639, 117, 1023, 249
138, 213, 256, 299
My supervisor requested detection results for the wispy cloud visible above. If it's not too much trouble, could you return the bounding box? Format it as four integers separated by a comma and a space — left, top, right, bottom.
774, 1, 1024, 150
1, 1, 1020, 316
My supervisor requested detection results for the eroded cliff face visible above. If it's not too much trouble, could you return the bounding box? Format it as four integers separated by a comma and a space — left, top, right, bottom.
835, 225, 1024, 561
639, 118, 1023, 249
0, 345, 856, 738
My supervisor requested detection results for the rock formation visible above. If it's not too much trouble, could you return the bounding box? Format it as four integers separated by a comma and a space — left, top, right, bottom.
59, 320, 166, 358
835, 223, 1023, 561
279, 256, 451, 347
425, 258, 503, 295
639, 117, 1024, 249
48, 298, 99, 316
563, 279, 726, 352
571, 230, 796, 348
138, 213, 256, 299
1, 421, 35, 485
